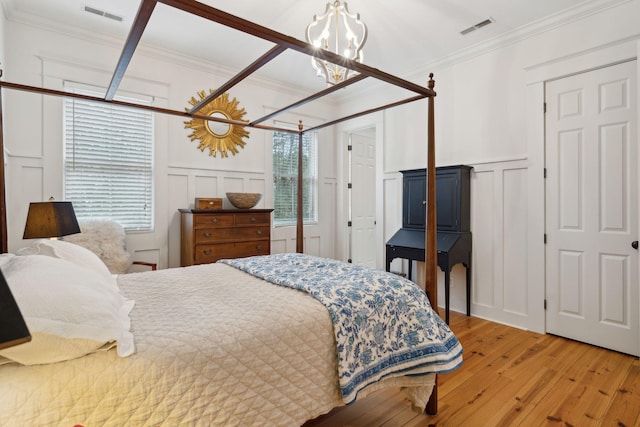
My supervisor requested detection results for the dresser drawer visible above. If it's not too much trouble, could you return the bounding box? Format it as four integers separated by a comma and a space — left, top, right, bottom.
194, 214, 235, 228
195, 241, 270, 264
234, 212, 270, 226
195, 226, 269, 243
180, 208, 273, 267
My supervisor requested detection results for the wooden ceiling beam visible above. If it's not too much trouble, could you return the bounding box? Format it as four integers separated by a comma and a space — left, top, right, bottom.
189, 44, 288, 114
105, 0, 157, 101
250, 74, 368, 126
0, 81, 296, 135
304, 95, 427, 133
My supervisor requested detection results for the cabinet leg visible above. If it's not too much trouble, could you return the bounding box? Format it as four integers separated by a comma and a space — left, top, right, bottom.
445, 269, 450, 324
466, 260, 471, 317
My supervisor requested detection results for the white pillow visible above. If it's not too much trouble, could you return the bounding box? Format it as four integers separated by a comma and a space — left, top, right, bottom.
19, 239, 116, 288
0, 254, 135, 365
0, 253, 15, 268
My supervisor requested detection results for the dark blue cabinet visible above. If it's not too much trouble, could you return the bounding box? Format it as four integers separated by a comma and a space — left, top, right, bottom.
387, 165, 472, 324
401, 165, 471, 232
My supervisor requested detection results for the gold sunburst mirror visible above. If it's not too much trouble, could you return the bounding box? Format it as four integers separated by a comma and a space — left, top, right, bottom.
184, 91, 250, 158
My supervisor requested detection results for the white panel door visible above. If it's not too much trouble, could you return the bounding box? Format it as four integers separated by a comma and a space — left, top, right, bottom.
351, 133, 376, 268
545, 60, 638, 356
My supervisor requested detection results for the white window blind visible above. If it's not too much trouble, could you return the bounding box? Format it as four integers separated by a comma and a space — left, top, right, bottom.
63, 85, 154, 231
272, 130, 317, 225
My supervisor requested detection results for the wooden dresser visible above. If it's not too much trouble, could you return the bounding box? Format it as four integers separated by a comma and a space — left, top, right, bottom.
179, 208, 273, 267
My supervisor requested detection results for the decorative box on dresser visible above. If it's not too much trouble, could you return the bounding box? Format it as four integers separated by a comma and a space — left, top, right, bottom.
179, 209, 273, 267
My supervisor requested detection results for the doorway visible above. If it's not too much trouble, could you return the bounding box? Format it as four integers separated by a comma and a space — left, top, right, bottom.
545, 60, 639, 356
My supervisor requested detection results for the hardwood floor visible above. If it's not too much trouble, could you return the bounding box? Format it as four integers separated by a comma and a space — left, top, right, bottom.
304, 311, 640, 427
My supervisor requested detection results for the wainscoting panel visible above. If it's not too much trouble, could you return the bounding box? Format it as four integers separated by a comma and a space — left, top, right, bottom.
503, 167, 529, 316
194, 176, 218, 200
307, 236, 321, 256
248, 179, 266, 196
270, 239, 287, 254
222, 176, 245, 195
471, 169, 497, 309
167, 173, 190, 268
321, 179, 337, 258
383, 174, 403, 273
17, 165, 45, 244
6, 159, 45, 250
470, 160, 532, 329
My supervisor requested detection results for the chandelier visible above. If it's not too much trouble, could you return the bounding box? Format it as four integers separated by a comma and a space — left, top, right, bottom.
305, 1, 368, 85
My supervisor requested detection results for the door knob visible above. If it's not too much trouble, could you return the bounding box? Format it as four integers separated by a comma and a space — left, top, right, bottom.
632, 241, 639, 250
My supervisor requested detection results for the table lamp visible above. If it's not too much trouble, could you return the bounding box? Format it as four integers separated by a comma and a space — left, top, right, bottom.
23, 201, 80, 239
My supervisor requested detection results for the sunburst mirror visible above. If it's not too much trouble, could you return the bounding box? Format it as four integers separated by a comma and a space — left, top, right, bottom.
184, 91, 250, 158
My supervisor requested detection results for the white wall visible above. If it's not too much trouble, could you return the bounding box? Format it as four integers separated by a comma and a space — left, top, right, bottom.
1, 19, 338, 268
338, 0, 640, 332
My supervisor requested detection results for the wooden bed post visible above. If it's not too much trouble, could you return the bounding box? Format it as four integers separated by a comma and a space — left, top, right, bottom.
425, 73, 438, 416
424, 73, 437, 308
0, 69, 8, 254
296, 120, 304, 253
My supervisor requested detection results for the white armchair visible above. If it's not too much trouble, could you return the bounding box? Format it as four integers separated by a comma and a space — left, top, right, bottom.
64, 219, 156, 274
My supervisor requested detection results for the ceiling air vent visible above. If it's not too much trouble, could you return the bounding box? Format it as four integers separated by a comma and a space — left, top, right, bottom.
460, 18, 494, 35
83, 5, 124, 22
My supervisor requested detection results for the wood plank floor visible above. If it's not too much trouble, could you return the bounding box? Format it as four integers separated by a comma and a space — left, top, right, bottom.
303, 311, 640, 427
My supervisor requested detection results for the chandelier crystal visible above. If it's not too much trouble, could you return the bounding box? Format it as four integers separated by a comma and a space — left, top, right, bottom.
306, 1, 368, 85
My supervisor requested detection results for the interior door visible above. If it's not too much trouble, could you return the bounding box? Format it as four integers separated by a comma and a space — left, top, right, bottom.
350, 131, 376, 268
545, 60, 639, 356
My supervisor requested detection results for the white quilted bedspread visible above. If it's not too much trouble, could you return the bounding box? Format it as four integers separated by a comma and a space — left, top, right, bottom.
0, 263, 434, 426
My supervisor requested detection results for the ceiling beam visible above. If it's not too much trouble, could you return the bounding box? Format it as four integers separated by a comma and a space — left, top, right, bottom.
0, 81, 295, 134
304, 95, 428, 133
251, 74, 368, 126
189, 44, 288, 114
105, 0, 157, 101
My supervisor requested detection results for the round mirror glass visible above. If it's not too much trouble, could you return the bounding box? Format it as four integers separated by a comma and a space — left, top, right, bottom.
205, 111, 231, 137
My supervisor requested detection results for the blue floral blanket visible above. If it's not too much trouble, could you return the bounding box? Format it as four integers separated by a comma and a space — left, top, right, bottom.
220, 253, 463, 404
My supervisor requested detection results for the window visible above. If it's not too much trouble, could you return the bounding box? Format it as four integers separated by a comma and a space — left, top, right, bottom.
63, 85, 154, 231
272, 130, 317, 225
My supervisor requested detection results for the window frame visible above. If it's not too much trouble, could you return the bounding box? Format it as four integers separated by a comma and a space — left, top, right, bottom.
62, 83, 155, 232
272, 129, 318, 227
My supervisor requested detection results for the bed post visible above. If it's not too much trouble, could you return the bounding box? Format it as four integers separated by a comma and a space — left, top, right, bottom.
425, 73, 438, 415
0, 68, 8, 253
296, 120, 304, 253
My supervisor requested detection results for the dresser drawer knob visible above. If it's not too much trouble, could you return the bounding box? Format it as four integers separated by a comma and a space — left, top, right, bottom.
256, 245, 262, 250
256, 230, 262, 235
250, 217, 257, 222
210, 218, 219, 223
203, 232, 212, 238
203, 249, 212, 255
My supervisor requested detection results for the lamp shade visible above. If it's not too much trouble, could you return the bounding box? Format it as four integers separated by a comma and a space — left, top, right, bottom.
0, 269, 31, 350
23, 201, 81, 239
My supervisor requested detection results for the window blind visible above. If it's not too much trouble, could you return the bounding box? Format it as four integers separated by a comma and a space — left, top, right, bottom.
63, 86, 154, 231
272, 131, 317, 225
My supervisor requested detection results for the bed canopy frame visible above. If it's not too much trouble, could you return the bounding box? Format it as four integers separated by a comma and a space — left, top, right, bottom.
0, 0, 440, 414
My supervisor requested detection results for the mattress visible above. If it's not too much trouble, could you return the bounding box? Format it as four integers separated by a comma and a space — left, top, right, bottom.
0, 262, 436, 426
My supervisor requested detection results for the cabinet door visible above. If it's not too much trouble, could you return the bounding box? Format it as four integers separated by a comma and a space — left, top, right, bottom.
403, 171, 426, 229
436, 170, 460, 232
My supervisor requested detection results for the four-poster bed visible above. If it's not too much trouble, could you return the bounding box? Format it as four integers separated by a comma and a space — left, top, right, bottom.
0, 0, 456, 424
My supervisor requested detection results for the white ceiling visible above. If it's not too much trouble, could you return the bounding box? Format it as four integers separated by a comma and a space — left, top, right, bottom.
2, 0, 599, 92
